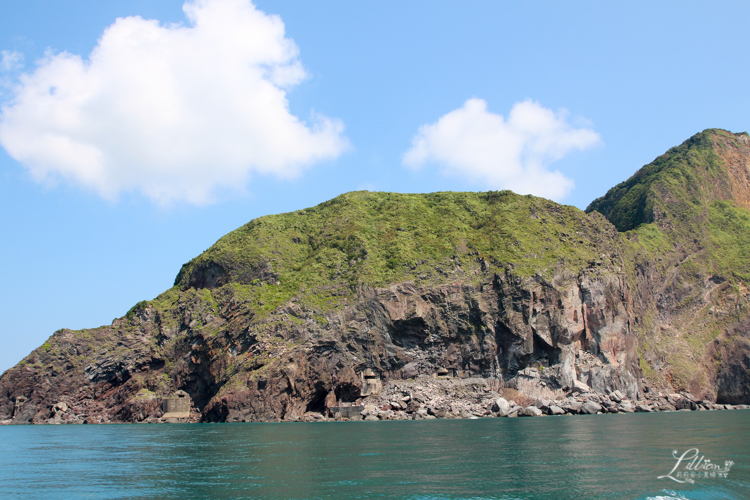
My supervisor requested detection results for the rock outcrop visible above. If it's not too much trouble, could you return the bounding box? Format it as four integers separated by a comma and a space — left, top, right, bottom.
1, 128, 750, 424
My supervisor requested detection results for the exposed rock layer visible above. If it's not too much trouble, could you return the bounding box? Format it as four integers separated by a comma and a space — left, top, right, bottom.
2, 129, 750, 424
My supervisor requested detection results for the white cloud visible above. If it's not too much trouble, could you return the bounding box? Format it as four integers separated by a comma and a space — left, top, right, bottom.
0, 51, 25, 97
1, 51, 24, 72
403, 98, 601, 201
0, 0, 348, 205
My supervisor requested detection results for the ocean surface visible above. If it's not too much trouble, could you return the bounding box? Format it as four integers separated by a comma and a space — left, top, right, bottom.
1, 410, 748, 500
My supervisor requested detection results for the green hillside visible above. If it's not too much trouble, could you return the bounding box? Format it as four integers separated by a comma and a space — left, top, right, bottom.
588, 129, 750, 281
170, 190, 621, 319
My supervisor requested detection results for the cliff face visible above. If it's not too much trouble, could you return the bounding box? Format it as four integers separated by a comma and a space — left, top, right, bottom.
588, 129, 750, 403
2, 129, 749, 423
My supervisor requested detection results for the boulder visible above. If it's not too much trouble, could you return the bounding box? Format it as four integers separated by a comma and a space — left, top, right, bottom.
429, 408, 447, 418
406, 401, 421, 413
362, 405, 378, 415
548, 405, 566, 415
580, 401, 602, 414
518, 406, 542, 417
401, 362, 419, 379
491, 397, 511, 416
564, 401, 583, 413
534, 399, 552, 412
673, 398, 697, 411
610, 390, 624, 403
618, 402, 635, 413
52, 402, 68, 414
601, 400, 619, 413
570, 380, 591, 394
656, 403, 676, 412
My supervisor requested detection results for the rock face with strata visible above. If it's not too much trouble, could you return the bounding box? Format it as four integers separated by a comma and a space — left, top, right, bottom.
1, 128, 750, 424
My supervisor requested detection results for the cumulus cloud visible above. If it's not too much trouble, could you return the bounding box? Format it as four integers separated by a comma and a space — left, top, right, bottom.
403, 98, 601, 201
0, 0, 348, 204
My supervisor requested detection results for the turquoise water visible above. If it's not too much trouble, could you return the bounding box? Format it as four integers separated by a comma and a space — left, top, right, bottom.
1, 411, 748, 499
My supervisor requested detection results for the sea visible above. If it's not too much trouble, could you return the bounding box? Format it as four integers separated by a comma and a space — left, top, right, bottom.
1, 410, 748, 500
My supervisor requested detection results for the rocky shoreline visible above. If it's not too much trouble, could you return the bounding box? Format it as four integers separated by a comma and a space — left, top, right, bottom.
3, 130, 750, 426
4, 372, 746, 425
3, 341, 747, 425
303, 375, 749, 423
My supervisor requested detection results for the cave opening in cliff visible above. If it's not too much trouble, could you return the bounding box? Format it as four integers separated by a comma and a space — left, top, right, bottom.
494, 321, 528, 376
306, 388, 327, 413
335, 383, 360, 404
531, 334, 556, 369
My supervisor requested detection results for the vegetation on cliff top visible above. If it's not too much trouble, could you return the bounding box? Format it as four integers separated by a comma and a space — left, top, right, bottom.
168, 190, 624, 318
588, 128, 750, 281
9, 128, 750, 403
588, 129, 750, 389
587, 130, 737, 230
144, 129, 749, 342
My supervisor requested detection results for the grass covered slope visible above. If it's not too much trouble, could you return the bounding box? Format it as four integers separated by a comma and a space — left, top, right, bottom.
2, 189, 637, 423
171, 190, 622, 320
587, 128, 750, 283
587, 129, 750, 398
588, 130, 749, 229
4, 128, 750, 424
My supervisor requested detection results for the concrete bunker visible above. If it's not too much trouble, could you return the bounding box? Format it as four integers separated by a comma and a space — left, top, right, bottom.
161, 390, 192, 419
360, 368, 382, 397
328, 404, 365, 419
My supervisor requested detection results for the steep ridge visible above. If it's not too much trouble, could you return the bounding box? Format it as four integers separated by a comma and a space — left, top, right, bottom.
588, 129, 750, 403
1, 129, 749, 423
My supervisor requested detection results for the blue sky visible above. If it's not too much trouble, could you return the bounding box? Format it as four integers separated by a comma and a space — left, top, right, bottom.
1, 0, 748, 373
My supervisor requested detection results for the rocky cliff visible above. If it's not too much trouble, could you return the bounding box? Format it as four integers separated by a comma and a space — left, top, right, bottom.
588, 128, 750, 403
2, 129, 749, 424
